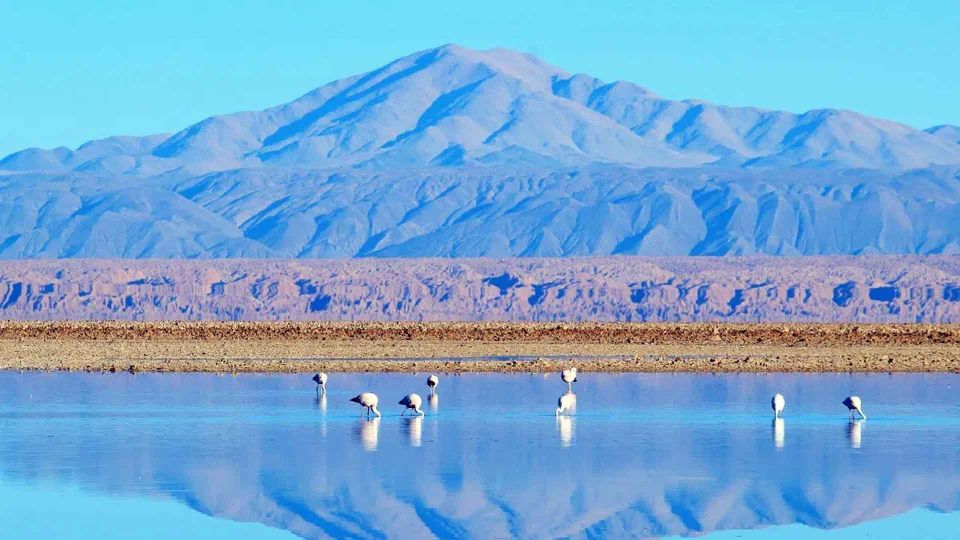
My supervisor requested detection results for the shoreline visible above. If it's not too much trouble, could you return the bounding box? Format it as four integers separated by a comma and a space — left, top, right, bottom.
1, 322, 959, 373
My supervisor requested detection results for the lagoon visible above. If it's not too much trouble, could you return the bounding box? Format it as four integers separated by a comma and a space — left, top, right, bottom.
0, 371, 958, 539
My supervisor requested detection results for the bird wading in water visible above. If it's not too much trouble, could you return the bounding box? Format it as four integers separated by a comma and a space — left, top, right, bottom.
350, 392, 381, 418
399, 393, 425, 416
842, 396, 867, 419
312, 373, 327, 396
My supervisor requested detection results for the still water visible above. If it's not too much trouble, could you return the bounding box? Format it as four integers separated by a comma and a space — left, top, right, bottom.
0, 371, 958, 539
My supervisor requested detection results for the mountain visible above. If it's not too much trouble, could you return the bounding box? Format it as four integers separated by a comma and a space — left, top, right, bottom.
2, 165, 960, 258
927, 124, 960, 145
3, 44, 960, 174
2, 45, 960, 259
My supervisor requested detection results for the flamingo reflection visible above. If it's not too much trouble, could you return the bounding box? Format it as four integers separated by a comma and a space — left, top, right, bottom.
772, 418, 785, 449
847, 419, 864, 449
315, 395, 328, 436
403, 416, 423, 447
557, 415, 574, 447
354, 418, 380, 451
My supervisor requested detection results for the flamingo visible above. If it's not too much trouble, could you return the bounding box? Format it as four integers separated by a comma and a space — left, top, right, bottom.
350, 392, 381, 418
399, 393, 425, 416
843, 396, 867, 419
427, 375, 439, 396
561, 368, 578, 391
771, 393, 785, 418
556, 391, 576, 416
312, 372, 327, 395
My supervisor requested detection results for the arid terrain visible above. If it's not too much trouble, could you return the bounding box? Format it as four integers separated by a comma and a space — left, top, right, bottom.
1, 321, 958, 373
3, 256, 960, 322
4, 257, 960, 373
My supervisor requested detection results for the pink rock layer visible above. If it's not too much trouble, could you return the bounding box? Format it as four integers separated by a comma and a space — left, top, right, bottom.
1, 256, 959, 322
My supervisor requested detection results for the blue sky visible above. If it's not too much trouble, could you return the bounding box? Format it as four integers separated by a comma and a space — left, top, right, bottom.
1, 0, 957, 156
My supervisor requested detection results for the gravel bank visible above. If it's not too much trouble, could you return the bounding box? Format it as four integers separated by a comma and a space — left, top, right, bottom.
0, 321, 958, 373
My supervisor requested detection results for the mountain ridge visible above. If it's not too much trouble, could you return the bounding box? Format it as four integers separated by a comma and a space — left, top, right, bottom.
3, 44, 960, 259
2, 164, 960, 258
4, 44, 959, 175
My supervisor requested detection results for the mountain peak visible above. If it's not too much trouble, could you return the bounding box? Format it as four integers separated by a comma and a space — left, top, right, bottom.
927, 124, 960, 144
3, 45, 960, 175
400, 43, 569, 90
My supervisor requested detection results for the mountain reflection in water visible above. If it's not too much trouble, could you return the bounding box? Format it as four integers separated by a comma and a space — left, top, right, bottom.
0, 372, 958, 539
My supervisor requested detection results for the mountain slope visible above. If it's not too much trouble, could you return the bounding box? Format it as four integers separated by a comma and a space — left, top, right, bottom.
3, 44, 959, 174
3, 165, 960, 258
3, 44, 960, 260
927, 124, 960, 144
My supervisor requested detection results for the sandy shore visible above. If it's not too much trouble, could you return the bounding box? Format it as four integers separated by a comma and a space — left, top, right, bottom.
1, 321, 959, 373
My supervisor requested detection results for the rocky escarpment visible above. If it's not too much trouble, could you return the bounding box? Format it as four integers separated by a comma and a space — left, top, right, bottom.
2, 256, 960, 322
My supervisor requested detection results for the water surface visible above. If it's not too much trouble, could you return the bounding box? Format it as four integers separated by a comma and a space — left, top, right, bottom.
0, 372, 958, 539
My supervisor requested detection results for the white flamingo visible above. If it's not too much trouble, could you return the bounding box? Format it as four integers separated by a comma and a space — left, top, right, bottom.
771, 393, 785, 418
561, 368, 578, 391
312, 372, 327, 395
427, 375, 439, 396
350, 392, 381, 418
399, 393, 425, 416
843, 396, 867, 419
556, 391, 577, 416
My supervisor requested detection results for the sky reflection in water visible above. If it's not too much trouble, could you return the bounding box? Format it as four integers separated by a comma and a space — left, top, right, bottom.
0, 371, 958, 539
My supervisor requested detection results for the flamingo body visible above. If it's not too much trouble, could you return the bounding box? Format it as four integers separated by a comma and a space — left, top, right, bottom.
842, 395, 867, 419
556, 392, 577, 416
312, 373, 328, 395
399, 393, 425, 416
771, 393, 785, 417
350, 392, 381, 417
